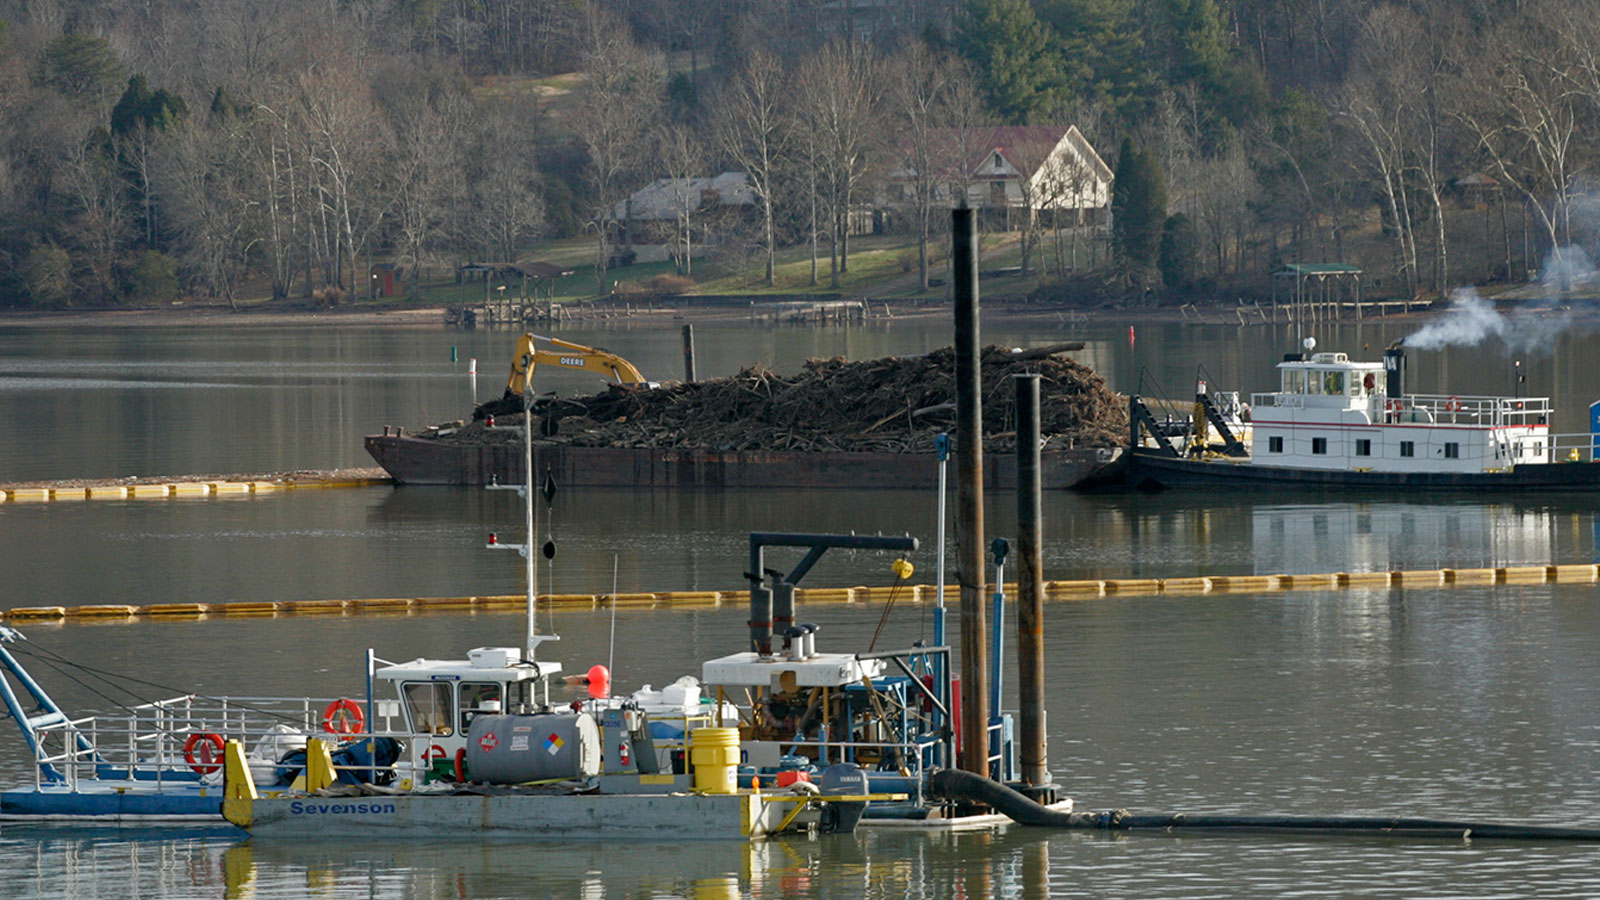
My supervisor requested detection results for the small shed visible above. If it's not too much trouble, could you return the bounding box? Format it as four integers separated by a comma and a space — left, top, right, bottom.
370, 262, 403, 298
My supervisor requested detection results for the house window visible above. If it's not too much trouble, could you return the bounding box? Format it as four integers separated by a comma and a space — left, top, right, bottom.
990, 181, 1007, 205
1444, 442, 1460, 459
1355, 439, 1372, 457
1268, 436, 1284, 453
1400, 441, 1415, 458
1312, 437, 1328, 455
993, 152, 1003, 169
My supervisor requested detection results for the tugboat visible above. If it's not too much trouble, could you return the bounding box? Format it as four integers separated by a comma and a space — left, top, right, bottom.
1124, 338, 1600, 490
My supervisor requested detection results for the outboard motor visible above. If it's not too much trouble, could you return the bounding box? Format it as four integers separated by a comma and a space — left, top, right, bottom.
818, 762, 870, 833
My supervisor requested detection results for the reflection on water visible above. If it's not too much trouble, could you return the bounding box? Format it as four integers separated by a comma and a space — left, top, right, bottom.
7, 321, 1600, 896
8, 818, 1600, 899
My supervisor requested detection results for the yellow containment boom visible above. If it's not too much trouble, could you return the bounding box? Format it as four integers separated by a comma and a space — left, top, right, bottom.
504, 333, 648, 398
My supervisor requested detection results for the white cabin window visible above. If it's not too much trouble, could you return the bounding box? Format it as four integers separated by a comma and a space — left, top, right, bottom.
1268, 436, 1284, 453
1323, 371, 1345, 395
1355, 439, 1372, 456
403, 682, 454, 736
1400, 441, 1415, 458
1444, 443, 1460, 459
459, 682, 503, 733
1306, 372, 1322, 395
1285, 370, 1305, 393
1312, 437, 1328, 454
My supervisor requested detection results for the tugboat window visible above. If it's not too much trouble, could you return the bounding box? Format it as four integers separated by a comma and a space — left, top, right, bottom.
1400, 441, 1415, 458
1444, 443, 1460, 459
460, 682, 503, 732
1268, 436, 1284, 453
403, 682, 454, 736
1356, 439, 1372, 456
1312, 437, 1328, 454
1324, 371, 1344, 395
1285, 370, 1306, 393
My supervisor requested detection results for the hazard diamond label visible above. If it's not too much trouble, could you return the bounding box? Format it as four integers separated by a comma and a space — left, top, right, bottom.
544, 733, 564, 755
478, 732, 499, 752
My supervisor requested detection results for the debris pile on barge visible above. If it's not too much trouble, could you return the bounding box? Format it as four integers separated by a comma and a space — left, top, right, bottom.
368, 344, 1125, 487
456, 345, 1126, 453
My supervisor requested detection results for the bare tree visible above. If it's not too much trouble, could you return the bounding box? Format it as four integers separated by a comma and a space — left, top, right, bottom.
386, 88, 469, 297
61, 139, 129, 303
887, 40, 965, 291
296, 58, 387, 294
656, 122, 703, 276
1461, 11, 1584, 274
572, 12, 663, 292
1338, 8, 1421, 297
469, 106, 546, 265
714, 50, 790, 286
1187, 134, 1259, 276
795, 41, 880, 288
152, 117, 260, 306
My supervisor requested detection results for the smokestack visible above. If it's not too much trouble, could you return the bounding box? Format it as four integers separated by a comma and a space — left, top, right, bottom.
1383, 345, 1406, 400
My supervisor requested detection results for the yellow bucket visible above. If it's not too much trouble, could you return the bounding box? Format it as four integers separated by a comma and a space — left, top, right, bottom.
688, 727, 741, 794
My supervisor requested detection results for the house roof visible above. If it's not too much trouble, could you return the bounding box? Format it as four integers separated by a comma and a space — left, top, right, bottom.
615, 172, 754, 221
892, 125, 1111, 184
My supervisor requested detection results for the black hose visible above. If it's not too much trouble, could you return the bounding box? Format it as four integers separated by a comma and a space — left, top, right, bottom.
927, 768, 1600, 842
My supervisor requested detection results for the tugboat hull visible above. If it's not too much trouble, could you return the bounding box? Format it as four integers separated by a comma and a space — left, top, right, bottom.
1127, 451, 1600, 492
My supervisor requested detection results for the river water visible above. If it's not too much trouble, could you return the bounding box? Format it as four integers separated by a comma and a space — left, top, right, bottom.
3, 314, 1600, 897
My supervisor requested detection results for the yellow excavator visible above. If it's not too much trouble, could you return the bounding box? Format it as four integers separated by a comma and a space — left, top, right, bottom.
475, 333, 648, 419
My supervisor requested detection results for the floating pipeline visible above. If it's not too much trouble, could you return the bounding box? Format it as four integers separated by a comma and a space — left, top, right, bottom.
3, 563, 1597, 626
928, 769, 1600, 842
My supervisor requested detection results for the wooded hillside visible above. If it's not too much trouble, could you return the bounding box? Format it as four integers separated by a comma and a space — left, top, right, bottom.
0, 0, 1593, 308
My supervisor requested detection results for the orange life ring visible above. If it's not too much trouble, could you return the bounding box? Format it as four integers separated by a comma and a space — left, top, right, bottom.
1446, 396, 1463, 412
183, 732, 225, 775
454, 746, 468, 782
321, 698, 365, 735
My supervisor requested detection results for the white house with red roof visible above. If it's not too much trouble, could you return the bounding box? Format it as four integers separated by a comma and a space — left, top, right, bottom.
884, 125, 1112, 227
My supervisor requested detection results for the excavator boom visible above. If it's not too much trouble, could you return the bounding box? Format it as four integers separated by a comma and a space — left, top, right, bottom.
504, 333, 647, 398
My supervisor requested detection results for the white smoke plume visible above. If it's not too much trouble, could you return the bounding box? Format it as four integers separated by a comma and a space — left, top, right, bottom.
1402, 245, 1593, 353
1539, 245, 1597, 294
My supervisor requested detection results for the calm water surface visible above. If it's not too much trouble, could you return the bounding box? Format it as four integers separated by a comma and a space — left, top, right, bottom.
4, 318, 1600, 897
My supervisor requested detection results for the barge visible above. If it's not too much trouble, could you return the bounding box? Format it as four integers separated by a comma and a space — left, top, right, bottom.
365, 433, 1110, 489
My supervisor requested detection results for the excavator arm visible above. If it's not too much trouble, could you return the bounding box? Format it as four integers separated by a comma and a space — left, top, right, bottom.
503, 333, 647, 398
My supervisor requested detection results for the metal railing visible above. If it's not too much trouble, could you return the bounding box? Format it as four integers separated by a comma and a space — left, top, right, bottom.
28, 695, 369, 791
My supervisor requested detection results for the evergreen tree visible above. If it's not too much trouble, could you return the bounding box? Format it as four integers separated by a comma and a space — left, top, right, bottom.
1039, 0, 1157, 119
1111, 137, 1167, 285
955, 0, 1068, 123
40, 34, 125, 106
111, 75, 188, 136
1158, 212, 1199, 292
